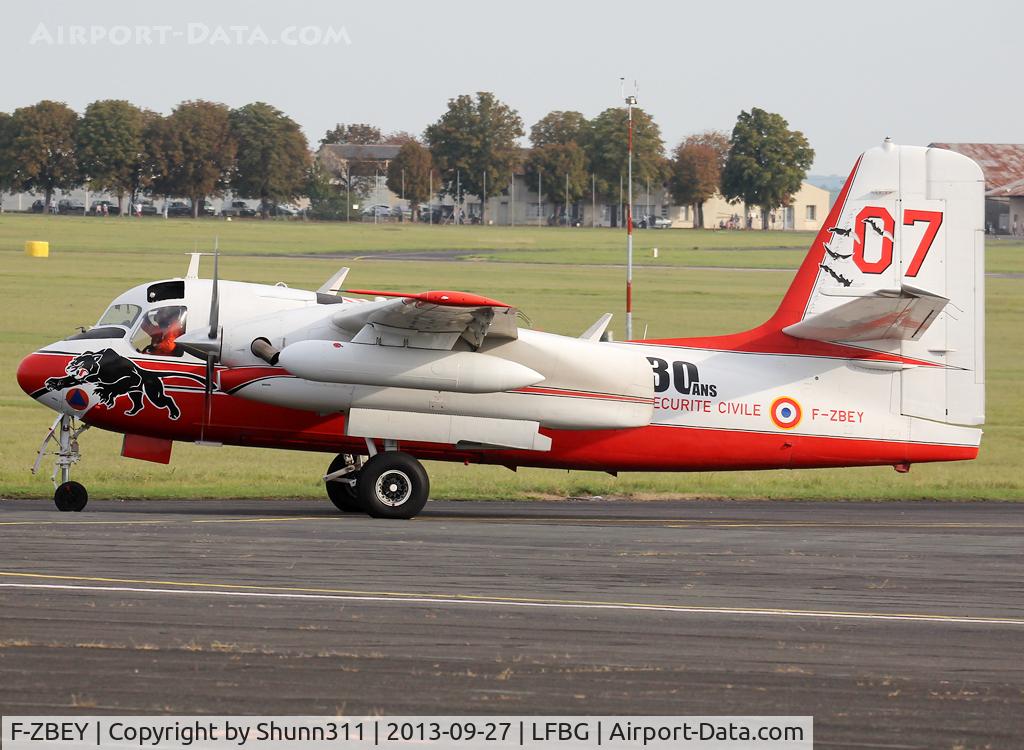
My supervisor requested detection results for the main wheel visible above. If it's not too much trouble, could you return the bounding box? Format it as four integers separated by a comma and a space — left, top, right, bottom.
54, 481, 88, 512
325, 454, 363, 513
357, 452, 429, 520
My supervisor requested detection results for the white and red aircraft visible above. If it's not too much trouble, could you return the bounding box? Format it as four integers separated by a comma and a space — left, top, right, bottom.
17, 141, 985, 518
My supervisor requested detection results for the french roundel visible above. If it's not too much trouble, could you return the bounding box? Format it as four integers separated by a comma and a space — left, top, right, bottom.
770, 397, 802, 430
65, 387, 90, 411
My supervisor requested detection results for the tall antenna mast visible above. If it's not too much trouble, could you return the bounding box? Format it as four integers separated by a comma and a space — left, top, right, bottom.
622, 78, 638, 340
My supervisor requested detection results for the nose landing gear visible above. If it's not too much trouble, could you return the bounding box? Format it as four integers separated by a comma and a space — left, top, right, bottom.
33, 415, 90, 512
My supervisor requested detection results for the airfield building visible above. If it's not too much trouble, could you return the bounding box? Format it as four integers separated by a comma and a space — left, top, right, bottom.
931, 143, 1024, 235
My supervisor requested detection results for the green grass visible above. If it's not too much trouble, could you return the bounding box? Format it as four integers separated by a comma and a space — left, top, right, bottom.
2, 217, 1022, 502
4, 213, 1023, 272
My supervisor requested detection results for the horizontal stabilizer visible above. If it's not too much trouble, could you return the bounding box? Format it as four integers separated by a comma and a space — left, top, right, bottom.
317, 267, 350, 295
580, 313, 613, 341
783, 287, 949, 343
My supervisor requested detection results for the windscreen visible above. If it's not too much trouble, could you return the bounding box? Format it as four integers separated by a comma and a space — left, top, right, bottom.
97, 303, 142, 328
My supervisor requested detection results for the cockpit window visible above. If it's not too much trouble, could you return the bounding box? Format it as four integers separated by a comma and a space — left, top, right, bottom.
98, 303, 142, 328
147, 280, 185, 303
131, 305, 188, 356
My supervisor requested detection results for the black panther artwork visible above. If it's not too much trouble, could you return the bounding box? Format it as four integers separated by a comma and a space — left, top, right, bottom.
43, 348, 207, 420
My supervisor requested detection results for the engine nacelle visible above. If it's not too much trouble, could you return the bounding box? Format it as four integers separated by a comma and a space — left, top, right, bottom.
277, 340, 545, 394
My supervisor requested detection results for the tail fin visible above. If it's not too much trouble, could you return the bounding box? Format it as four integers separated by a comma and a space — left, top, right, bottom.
651, 140, 985, 428
778, 140, 985, 426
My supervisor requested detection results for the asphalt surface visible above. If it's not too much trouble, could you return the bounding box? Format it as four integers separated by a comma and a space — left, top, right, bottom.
0, 497, 1022, 748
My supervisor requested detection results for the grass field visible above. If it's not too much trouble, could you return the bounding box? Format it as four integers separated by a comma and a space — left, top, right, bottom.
2, 213, 1022, 502
4, 213, 1024, 272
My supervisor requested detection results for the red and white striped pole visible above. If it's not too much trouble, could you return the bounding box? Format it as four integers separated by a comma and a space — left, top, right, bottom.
624, 84, 637, 340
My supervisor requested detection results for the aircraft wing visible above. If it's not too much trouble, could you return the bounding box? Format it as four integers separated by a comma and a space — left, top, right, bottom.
331, 290, 519, 350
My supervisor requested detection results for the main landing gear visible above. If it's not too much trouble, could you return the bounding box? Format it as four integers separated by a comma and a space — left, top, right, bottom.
33, 414, 90, 512
324, 440, 430, 520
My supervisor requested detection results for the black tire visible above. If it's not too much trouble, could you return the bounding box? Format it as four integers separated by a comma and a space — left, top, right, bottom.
54, 481, 88, 512
357, 452, 429, 520
325, 454, 363, 513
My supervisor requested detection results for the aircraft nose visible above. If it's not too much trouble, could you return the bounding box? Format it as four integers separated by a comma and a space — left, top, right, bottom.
17, 351, 54, 398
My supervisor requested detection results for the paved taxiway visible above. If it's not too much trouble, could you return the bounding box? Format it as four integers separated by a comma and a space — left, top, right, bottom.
0, 498, 1021, 748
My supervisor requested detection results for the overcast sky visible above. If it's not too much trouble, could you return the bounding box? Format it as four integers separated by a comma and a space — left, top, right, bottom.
2, 0, 1018, 174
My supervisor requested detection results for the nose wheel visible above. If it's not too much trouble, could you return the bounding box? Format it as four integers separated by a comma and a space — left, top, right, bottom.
33, 415, 91, 512
54, 481, 88, 512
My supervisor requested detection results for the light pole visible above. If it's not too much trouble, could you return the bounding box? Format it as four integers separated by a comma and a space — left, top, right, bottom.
623, 80, 637, 340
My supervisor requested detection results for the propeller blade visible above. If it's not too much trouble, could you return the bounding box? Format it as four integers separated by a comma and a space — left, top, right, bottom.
201, 352, 215, 441
208, 238, 220, 340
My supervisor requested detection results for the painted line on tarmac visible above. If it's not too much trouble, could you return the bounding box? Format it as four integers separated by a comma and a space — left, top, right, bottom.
0, 516, 329, 527
1, 572, 1022, 627
1, 514, 1021, 530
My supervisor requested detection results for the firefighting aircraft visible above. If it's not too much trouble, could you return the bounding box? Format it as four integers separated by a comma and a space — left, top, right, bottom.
17, 141, 985, 518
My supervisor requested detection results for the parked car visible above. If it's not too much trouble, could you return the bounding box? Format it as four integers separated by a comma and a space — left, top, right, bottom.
635, 214, 671, 229
361, 204, 392, 218
29, 199, 45, 213
57, 199, 86, 215
221, 201, 257, 218
138, 200, 159, 216
166, 201, 191, 217
91, 200, 120, 215
269, 203, 302, 217
417, 205, 446, 223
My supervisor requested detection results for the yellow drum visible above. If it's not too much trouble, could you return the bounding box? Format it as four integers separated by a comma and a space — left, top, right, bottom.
25, 241, 49, 257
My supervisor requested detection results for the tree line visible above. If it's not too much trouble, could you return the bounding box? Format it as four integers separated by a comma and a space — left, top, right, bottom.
0, 94, 814, 227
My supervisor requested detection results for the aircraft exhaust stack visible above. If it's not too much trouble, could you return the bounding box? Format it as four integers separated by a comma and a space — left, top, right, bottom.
250, 338, 280, 366
277, 340, 544, 394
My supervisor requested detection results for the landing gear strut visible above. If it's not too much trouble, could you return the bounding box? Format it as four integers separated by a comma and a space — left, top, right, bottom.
33, 415, 90, 512
324, 443, 430, 519
324, 453, 364, 513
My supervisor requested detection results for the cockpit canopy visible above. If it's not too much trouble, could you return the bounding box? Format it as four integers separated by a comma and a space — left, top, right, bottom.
80, 280, 190, 357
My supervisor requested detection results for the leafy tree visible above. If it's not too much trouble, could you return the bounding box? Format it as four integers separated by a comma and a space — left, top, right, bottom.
153, 100, 236, 218
721, 108, 814, 230
306, 160, 364, 221
523, 142, 588, 221
587, 107, 666, 225
0, 112, 12, 194
230, 102, 311, 216
386, 141, 436, 220
76, 100, 153, 213
424, 92, 524, 206
530, 111, 589, 148
320, 123, 382, 146
145, 114, 181, 210
6, 100, 79, 212
669, 131, 729, 228
384, 131, 419, 146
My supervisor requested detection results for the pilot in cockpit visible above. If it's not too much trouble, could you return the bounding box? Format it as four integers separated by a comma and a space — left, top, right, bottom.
136, 306, 187, 355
